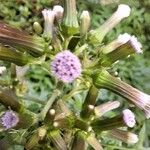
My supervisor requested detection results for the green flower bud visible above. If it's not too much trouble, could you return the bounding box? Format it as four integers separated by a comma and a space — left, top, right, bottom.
80, 10, 91, 35
33, 22, 43, 34
62, 0, 79, 36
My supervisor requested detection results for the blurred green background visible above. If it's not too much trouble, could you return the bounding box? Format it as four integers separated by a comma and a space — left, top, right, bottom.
0, 0, 150, 149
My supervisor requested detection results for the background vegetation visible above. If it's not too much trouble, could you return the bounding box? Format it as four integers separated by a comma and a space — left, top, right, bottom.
0, 0, 150, 149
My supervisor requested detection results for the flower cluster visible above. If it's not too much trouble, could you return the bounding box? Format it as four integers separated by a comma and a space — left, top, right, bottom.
0, 0, 149, 149
51, 50, 82, 83
1, 111, 19, 129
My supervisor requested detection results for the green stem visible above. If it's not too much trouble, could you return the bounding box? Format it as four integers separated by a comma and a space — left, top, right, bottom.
40, 90, 60, 121
71, 131, 87, 150
48, 130, 67, 150
0, 87, 21, 111
80, 85, 98, 119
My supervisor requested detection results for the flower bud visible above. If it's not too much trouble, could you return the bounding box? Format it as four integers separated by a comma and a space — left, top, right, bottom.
80, 85, 98, 119
42, 9, 55, 40
80, 10, 91, 35
62, 0, 79, 36
33, 22, 42, 34
86, 134, 103, 150
94, 101, 120, 117
100, 34, 142, 66
102, 33, 131, 54
92, 69, 150, 118
109, 129, 139, 144
123, 109, 136, 128
88, 4, 131, 45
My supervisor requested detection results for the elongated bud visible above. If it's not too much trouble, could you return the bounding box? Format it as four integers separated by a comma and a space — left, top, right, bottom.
94, 101, 120, 117
92, 69, 150, 118
109, 129, 139, 144
53, 5, 64, 21
91, 109, 136, 132
42, 9, 55, 40
0, 87, 21, 111
86, 134, 103, 150
25, 126, 47, 150
48, 130, 67, 150
80, 85, 98, 119
33, 22, 42, 34
102, 33, 131, 54
62, 0, 79, 36
88, 4, 131, 45
0, 23, 45, 57
0, 44, 31, 66
80, 10, 91, 35
100, 35, 142, 66
72, 131, 87, 150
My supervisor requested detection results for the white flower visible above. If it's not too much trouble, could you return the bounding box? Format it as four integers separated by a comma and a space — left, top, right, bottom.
42, 9, 55, 38
118, 33, 131, 44
116, 4, 131, 18
53, 5, 64, 20
0, 66, 6, 75
130, 35, 142, 53
123, 109, 136, 128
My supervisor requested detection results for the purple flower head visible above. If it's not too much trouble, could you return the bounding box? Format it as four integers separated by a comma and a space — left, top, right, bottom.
1, 111, 19, 129
51, 50, 82, 83
122, 109, 136, 128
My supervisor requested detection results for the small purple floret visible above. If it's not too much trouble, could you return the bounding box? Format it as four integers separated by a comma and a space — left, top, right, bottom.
51, 50, 82, 83
1, 111, 19, 129
123, 109, 136, 128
